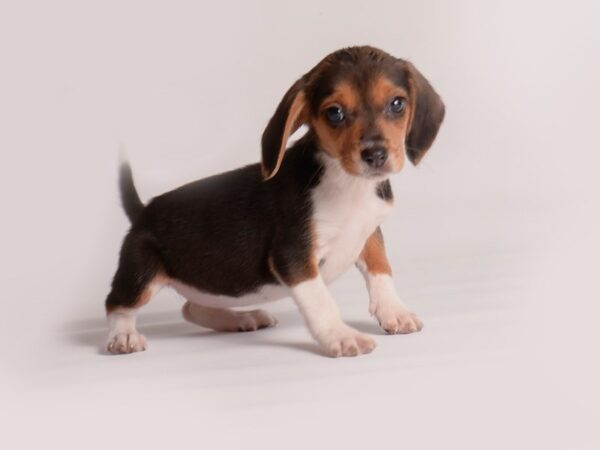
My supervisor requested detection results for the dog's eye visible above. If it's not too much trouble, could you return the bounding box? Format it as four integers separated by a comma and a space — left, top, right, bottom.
325, 106, 345, 124
389, 97, 407, 114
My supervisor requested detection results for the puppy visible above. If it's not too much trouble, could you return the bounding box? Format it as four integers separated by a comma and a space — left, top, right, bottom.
106, 46, 445, 357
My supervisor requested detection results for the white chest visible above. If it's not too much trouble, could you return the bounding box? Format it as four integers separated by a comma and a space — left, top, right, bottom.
312, 165, 393, 284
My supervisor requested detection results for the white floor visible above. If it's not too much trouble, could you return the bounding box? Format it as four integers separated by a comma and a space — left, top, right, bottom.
2, 1, 599, 449
3, 195, 598, 449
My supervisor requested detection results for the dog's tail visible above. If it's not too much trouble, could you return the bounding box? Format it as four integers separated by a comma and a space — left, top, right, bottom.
119, 161, 144, 223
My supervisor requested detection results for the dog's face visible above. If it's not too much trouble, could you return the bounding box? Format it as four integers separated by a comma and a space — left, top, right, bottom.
307, 57, 414, 178
261, 46, 445, 180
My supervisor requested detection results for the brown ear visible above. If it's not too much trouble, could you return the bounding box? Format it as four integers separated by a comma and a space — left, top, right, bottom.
404, 61, 445, 165
261, 78, 308, 180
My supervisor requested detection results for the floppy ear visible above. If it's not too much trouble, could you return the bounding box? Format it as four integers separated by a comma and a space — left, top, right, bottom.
403, 61, 445, 165
261, 78, 308, 180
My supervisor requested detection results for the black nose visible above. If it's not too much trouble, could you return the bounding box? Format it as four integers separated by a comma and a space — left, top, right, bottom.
360, 147, 388, 169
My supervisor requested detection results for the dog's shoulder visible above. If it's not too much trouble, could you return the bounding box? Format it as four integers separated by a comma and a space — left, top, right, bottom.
267, 134, 323, 195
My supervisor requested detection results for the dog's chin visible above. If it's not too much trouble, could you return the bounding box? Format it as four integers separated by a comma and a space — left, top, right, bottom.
362, 172, 389, 181
359, 165, 398, 181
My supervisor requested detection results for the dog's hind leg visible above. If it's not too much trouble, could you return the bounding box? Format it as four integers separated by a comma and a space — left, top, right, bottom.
105, 233, 165, 354
182, 302, 278, 332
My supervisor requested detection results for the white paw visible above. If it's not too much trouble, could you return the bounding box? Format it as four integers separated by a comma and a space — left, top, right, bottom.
374, 303, 423, 334
317, 324, 377, 357
106, 331, 147, 354
235, 309, 279, 332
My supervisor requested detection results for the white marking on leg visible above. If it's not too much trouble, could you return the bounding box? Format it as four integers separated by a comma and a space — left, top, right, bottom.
106, 308, 147, 354
290, 276, 376, 357
358, 270, 423, 334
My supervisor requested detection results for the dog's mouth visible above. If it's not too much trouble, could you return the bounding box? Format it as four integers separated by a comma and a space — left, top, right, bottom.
359, 159, 402, 179
361, 167, 392, 179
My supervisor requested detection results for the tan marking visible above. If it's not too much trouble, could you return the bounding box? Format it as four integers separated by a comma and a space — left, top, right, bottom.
320, 81, 359, 112
269, 252, 319, 287
268, 222, 319, 286
262, 91, 308, 180
376, 116, 407, 172
313, 117, 364, 175
106, 306, 132, 315
313, 87, 360, 172
311, 81, 364, 174
267, 256, 278, 280
106, 304, 121, 314
105, 272, 168, 314
370, 76, 411, 172
285, 265, 319, 287
359, 228, 392, 275
371, 76, 408, 107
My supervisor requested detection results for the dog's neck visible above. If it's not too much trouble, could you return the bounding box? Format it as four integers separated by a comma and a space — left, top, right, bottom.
315, 153, 389, 201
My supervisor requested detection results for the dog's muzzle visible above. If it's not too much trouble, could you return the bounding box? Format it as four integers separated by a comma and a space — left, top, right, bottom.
360, 146, 388, 169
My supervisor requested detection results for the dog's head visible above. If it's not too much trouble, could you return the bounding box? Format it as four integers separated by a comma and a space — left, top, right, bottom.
261, 46, 445, 179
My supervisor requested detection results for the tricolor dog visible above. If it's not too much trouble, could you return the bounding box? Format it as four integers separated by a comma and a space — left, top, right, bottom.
106, 46, 445, 357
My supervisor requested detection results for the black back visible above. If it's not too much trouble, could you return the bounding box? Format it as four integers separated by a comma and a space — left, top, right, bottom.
134, 134, 323, 296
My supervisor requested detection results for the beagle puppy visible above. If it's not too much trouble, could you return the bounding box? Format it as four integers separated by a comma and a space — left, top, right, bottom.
106, 46, 445, 357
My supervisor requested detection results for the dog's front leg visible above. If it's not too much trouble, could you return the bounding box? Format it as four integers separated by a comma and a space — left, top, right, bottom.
356, 227, 423, 334
290, 275, 376, 357
270, 252, 375, 357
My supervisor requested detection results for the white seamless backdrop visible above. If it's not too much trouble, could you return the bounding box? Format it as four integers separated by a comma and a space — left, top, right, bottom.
1, 1, 599, 449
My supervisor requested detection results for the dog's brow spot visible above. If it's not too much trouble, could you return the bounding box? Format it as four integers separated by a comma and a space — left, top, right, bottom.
370, 76, 408, 108
322, 81, 359, 111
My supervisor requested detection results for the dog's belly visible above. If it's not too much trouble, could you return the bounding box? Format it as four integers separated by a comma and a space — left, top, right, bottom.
169, 280, 288, 308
